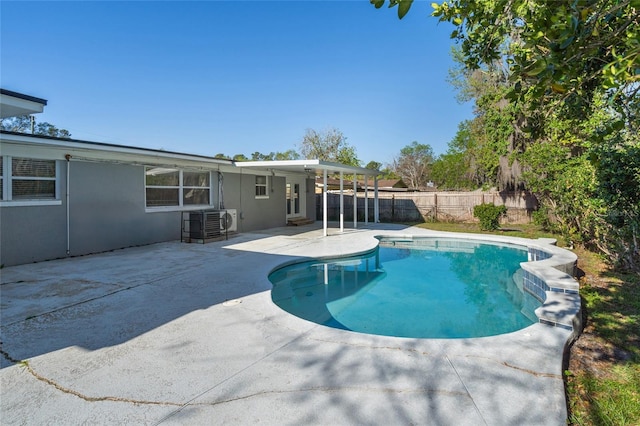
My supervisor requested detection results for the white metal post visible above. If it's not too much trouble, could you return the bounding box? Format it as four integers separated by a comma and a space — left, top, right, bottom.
323, 169, 328, 237
353, 174, 357, 229
374, 176, 379, 223
339, 171, 344, 233
364, 179, 369, 224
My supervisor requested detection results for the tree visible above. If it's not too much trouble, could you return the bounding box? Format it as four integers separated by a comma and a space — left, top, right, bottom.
251, 151, 273, 161
35, 122, 71, 138
232, 154, 248, 162
365, 161, 382, 171
298, 127, 360, 166
392, 141, 434, 190
431, 0, 639, 126
373, 0, 640, 270
431, 152, 475, 190
274, 149, 300, 161
250, 150, 301, 161
1, 115, 71, 138
0, 115, 31, 132
375, 0, 639, 130
379, 167, 400, 180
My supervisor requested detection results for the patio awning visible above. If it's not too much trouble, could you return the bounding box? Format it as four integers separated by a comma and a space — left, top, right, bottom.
0, 89, 48, 118
234, 159, 378, 177
236, 159, 381, 236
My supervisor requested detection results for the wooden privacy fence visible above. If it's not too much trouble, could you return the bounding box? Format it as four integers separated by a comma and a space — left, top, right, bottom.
316, 191, 538, 224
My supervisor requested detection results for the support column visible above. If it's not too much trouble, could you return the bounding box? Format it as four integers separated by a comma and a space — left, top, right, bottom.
353, 174, 357, 229
364, 179, 369, 224
323, 169, 328, 237
339, 171, 344, 233
374, 176, 379, 223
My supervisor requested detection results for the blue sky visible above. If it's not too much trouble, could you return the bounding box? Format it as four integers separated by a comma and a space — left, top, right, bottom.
1, 1, 473, 166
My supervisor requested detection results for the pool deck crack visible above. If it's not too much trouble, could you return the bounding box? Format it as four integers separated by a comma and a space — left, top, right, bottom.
446, 354, 488, 426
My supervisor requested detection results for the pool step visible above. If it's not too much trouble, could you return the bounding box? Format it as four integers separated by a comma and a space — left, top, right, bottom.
287, 217, 315, 226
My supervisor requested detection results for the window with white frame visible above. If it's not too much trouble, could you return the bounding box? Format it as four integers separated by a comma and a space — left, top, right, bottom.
255, 175, 268, 198
0, 156, 58, 202
145, 167, 211, 209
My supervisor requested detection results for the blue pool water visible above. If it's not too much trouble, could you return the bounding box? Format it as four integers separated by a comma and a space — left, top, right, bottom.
270, 238, 541, 338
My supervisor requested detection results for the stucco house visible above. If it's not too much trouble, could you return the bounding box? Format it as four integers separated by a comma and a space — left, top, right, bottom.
0, 89, 379, 266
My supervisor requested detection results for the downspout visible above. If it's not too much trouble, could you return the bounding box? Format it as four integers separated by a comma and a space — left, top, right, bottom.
65, 154, 72, 256
217, 171, 224, 209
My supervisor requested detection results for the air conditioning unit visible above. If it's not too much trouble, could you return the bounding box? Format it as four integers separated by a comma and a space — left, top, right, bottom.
220, 209, 238, 232
188, 210, 221, 240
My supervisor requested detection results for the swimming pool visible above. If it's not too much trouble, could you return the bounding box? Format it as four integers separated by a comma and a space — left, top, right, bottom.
270, 237, 541, 338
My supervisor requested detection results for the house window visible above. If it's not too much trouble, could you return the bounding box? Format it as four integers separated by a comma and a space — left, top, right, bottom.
0, 156, 59, 204
183, 171, 210, 205
145, 167, 211, 209
255, 175, 268, 199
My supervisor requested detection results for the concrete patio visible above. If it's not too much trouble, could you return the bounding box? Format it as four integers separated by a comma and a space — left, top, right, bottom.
1, 223, 574, 425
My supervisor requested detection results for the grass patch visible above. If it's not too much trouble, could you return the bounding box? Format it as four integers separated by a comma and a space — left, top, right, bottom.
567, 247, 640, 425
413, 221, 639, 425
568, 364, 640, 426
414, 221, 565, 244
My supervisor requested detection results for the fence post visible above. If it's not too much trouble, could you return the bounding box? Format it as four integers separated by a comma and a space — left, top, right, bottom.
391, 194, 395, 222
434, 192, 438, 221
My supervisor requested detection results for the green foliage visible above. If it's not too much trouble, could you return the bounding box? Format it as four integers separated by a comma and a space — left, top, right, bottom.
446, 52, 521, 189
431, 152, 475, 190
531, 204, 553, 230
569, 365, 640, 426
379, 166, 400, 179
473, 203, 507, 230
595, 137, 640, 270
336, 144, 360, 167
251, 150, 300, 161
437, 0, 638, 139
365, 160, 382, 170
373, 0, 640, 270
232, 154, 248, 162
370, 0, 414, 19
432, 120, 480, 189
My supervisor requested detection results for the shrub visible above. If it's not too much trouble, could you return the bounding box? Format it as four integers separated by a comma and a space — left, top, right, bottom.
532, 204, 553, 230
473, 203, 507, 231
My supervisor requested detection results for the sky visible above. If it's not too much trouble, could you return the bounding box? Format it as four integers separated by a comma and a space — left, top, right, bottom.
1, 1, 474, 166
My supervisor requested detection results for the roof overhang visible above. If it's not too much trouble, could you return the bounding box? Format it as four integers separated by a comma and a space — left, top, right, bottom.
0, 131, 235, 170
0, 89, 48, 118
235, 159, 380, 177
